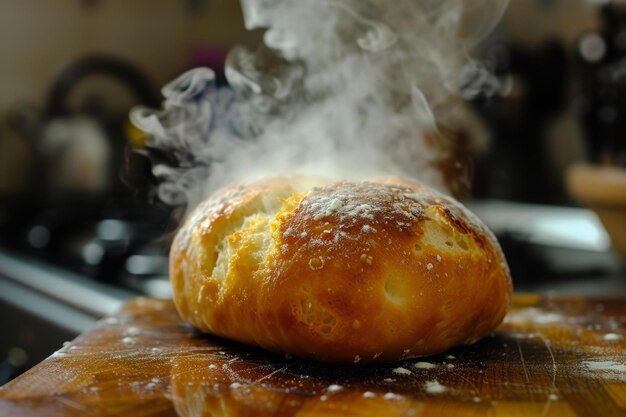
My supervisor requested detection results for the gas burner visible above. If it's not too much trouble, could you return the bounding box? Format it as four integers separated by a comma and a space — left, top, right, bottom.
0, 197, 177, 294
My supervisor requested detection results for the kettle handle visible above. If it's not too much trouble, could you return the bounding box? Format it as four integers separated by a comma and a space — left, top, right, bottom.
46, 55, 161, 118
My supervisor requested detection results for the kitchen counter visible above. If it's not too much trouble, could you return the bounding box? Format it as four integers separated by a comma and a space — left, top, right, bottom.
0, 295, 625, 417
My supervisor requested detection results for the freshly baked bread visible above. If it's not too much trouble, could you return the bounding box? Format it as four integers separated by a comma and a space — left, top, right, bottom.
169, 176, 512, 364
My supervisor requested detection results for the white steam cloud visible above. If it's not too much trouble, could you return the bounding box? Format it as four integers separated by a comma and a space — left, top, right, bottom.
131, 0, 509, 208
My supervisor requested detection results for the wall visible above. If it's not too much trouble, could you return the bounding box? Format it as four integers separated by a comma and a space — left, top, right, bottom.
501, 0, 599, 46
0, 0, 259, 116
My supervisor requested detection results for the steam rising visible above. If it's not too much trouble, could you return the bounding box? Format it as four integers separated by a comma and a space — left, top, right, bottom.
131, 0, 509, 207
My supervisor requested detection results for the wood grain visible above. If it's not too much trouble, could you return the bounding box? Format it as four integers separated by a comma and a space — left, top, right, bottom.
0, 294, 625, 417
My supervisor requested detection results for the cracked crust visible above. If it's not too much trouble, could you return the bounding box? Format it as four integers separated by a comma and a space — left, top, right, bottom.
169, 176, 512, 364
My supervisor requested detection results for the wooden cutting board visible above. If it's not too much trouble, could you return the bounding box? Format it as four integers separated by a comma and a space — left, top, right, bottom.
1, 294, 625, 417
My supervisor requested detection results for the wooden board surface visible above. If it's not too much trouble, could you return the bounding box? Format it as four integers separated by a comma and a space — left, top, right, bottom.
0, 294, 625, 417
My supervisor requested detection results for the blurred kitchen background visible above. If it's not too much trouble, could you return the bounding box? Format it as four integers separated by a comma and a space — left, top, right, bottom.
2, 0, 626, 382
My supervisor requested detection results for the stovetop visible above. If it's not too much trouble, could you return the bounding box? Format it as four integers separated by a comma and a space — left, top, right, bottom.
0, 197, 177, 298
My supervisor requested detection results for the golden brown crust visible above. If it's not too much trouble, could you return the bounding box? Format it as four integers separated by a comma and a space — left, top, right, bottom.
170, 176, 512, 364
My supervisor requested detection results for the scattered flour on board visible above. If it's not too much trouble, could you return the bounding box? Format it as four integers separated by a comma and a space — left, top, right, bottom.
414, 361, 437, 369
392, 367, 412, 375
581, 359, 626, 382
424, 380, 448, 393
383, 392, 403, 400
503, 307, 564, 325
124, 327, 141, 337
583, 360, 626, 374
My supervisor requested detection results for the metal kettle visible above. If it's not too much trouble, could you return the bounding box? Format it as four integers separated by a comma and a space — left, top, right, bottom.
1, 55, 160, 199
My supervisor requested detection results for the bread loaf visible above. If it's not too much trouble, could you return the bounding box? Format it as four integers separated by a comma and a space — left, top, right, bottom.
169, 176, 512, 364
